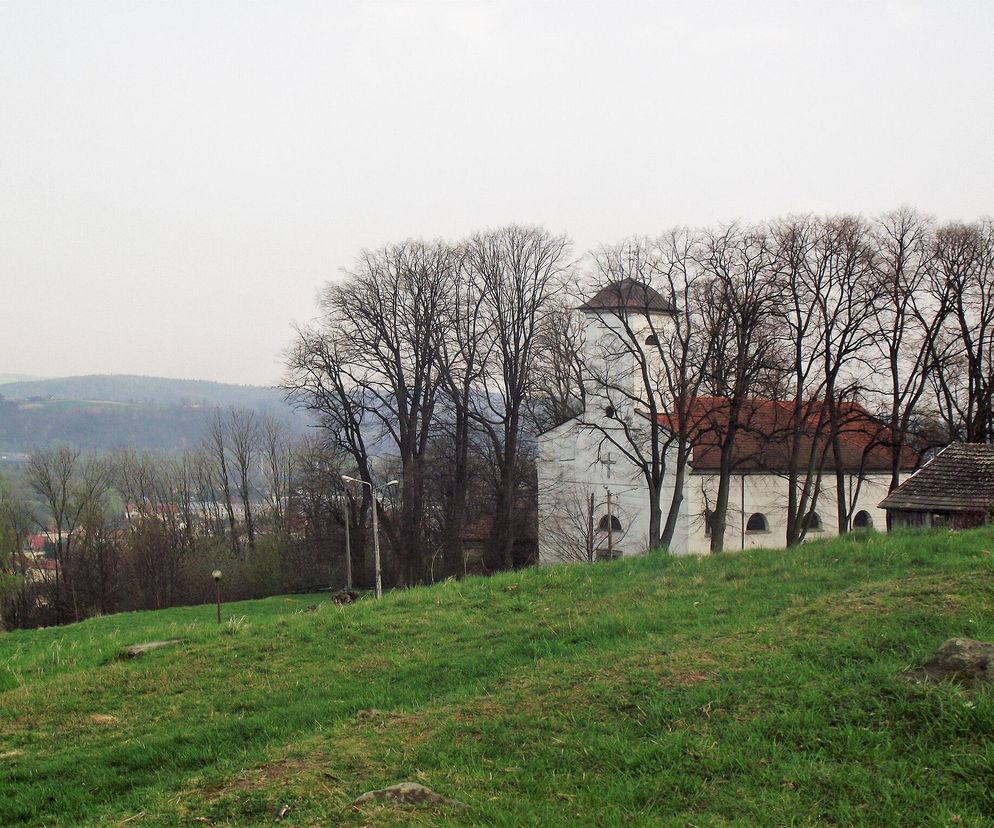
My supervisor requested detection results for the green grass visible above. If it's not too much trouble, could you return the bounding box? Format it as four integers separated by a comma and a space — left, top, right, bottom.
3, 530, 994, 826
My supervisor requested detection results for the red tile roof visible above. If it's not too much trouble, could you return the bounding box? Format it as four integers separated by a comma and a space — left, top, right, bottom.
656, 397, 918, 473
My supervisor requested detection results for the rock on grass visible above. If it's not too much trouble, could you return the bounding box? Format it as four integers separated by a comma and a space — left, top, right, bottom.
904, 638, 994, 687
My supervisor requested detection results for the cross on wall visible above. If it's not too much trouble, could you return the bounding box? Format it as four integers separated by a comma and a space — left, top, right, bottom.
599, 451, 616, 479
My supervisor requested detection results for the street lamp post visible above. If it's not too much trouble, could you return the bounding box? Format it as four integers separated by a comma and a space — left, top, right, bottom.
212, 569, 223, 624
341, 476, 398, 599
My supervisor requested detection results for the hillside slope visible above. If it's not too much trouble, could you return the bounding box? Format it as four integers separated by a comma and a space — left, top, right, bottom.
0, 375, 286, 408
0, 374, 304, 452
2, 530, 994, 826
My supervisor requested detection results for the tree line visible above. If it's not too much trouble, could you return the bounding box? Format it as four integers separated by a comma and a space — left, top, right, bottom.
2, 209, 990, 627
0, 410, 352, 629
566, 210, 993, 554
286, 210, 993, 570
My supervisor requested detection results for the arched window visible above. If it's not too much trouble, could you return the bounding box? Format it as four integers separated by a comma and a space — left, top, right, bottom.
746, 512, 768, 533
644, 334, 659, 347
704, 508, 715, 537
803, 511, 822, 532
598, 514, 622, 532
853, 510, 873, 530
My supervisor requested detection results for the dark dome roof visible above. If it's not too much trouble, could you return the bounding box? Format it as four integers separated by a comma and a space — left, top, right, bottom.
578, 278, 676, 315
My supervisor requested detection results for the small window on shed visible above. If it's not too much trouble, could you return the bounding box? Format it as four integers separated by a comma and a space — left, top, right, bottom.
598, 514, 622, 532
746, 512, 768, 533
853, 510, 873, 530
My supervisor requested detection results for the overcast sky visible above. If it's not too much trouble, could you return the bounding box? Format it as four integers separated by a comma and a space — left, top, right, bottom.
2, 1, 992, 386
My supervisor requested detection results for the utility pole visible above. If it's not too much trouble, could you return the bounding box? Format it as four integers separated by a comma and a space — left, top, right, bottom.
341, 476, 398, 600
606, 488, 614, 560
342, 494, 353, 591
371, 490, 382, 599
587, 492, 595, 563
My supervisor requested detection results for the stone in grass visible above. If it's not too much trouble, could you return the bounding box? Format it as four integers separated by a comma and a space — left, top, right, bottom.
904, 638, 994, 687
123, 639, 183, 659
352, 782, 467, 809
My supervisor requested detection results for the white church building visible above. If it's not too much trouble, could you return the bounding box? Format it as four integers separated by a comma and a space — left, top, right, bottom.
537, 279, 913, 562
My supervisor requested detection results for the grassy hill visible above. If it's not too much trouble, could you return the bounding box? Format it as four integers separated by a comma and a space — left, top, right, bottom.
2, 530, 994, 826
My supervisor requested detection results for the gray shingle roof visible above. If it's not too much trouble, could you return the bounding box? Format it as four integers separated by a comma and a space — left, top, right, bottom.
578, 279, 676, 315
878, 443, 994, 512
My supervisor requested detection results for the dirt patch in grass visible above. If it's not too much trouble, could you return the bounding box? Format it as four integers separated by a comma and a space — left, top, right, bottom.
664, 668, 714, 687
355, 708, 421, 728
202, 752, 330, 799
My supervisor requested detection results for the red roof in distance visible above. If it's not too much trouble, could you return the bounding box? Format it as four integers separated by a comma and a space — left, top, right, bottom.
655, 397, 918, 473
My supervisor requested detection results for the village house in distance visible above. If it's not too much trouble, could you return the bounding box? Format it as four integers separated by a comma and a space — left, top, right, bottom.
537, 280, 916, 562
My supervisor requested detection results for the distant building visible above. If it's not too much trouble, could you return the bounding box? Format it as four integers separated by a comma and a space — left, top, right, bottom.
879, 443, 994, 529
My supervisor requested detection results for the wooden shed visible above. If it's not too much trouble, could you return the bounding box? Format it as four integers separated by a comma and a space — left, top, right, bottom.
879, 443, 994, 530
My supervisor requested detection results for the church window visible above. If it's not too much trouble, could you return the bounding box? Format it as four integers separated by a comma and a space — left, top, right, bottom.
644, 334, 659, 347
598, 514, 622, 532
853, 510, 873, 530
803, 511, 822, 532
746, 512, 768, 533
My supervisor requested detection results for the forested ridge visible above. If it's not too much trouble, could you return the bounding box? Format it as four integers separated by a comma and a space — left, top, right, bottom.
0, 375, 301, 453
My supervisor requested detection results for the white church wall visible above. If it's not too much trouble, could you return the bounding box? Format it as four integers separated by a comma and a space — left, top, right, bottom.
685, 471, 894, 553
581, 311, 675, 417
537, 415, 688, 563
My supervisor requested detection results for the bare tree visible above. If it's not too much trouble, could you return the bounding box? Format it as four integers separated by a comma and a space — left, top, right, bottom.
697, 224, 781, 552
0, 488, 33, 629
284, 328, 375, 582
867, 209, 948, 503
291, 240, 454, 585
807, 216, 885, 532
537, 477, 598, 563
467, 225, 571, 569
763, 215, 838, 545
25, 446, 110, 623
434, 250, 491, 576
227, 407, 259, 550
260, 414, 294, 537
530, 295, 586, 431
930, 220, 994, 443
206, 408, 240, 556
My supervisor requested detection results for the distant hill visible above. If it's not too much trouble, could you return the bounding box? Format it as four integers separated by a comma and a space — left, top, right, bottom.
0, 374, 308, 453
0, 374, 287, 409
0, 373, 45, 385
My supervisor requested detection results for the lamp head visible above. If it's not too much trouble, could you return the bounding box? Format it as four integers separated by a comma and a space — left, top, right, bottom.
212, 569, 222, 581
